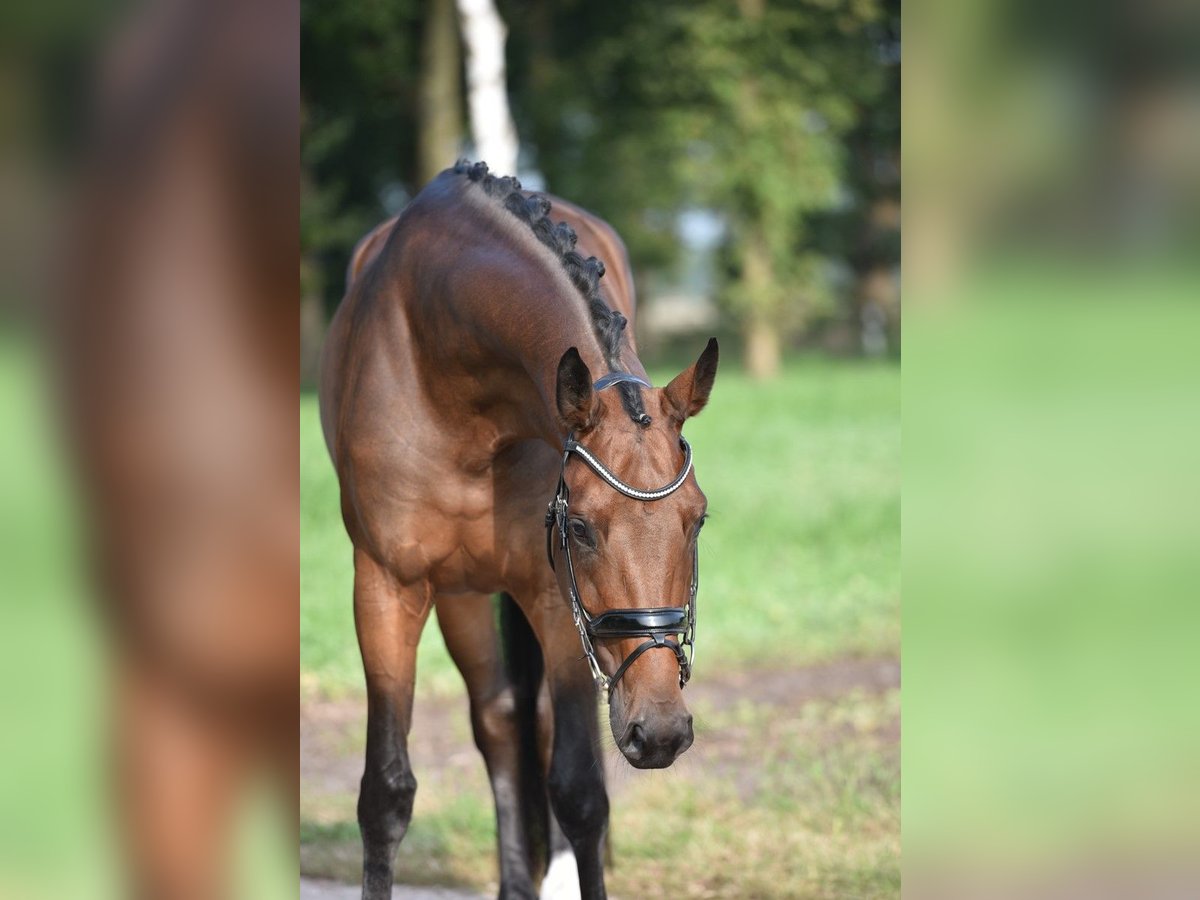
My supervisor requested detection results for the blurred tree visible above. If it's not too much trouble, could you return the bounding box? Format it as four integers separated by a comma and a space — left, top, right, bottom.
300, 0, 898, 377
814, 0, 900, 356
301, 0, 434, 384
301, 0, 426, 319
419, 0, 464, 183
506, 0, 891, 377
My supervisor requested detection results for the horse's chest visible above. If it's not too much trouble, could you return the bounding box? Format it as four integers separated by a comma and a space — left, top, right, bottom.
349, 435, 550, 594
376, 483, 514, 593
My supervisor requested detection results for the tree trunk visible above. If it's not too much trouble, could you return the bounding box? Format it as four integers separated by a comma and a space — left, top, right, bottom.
741, 227, 781, 380
456, 0, 519, 176
417, 0, 463, 185
745, 317, 781, 380
733, 0, 779, 379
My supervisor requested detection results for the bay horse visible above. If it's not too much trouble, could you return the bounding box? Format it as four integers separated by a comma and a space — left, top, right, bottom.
59, 1, 298, 896
320, 160, 718, 900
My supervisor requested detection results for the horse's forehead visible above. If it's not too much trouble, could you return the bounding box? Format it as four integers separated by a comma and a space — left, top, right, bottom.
579, 397, 697, 501
588, 391, 651, 454
592, 390, 642, 436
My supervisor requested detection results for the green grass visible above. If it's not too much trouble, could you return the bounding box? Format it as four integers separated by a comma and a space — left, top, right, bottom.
905, 265, 1200, 873
606, 689, 901, 899
301, 687, 900, 898
301, 356, 900, 697
0, 336, 116, 897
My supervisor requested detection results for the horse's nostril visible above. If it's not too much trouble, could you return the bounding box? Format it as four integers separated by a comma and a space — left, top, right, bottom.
626, 723, 646, 757
675, 715, 695, 754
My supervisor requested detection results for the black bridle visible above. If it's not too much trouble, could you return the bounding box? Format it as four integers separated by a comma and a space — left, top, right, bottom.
545, 373, 698, 704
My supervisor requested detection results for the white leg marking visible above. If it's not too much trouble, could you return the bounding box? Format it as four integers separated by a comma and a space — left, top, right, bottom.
539, 847, 581, 900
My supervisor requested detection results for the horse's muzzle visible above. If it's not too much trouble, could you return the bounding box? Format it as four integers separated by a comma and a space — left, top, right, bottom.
617, 711, 694, 769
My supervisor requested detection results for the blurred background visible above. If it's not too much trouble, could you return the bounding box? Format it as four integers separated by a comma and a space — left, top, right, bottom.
904, 0, 1200, 896
300, 0, 901, 384
300, 0, 900, 897
1, 0, 298, 897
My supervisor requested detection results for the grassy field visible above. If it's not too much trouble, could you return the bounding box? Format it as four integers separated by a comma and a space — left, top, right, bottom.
302, 670, 900, 898
301, 355, 901, 898
301, 356, 900, 697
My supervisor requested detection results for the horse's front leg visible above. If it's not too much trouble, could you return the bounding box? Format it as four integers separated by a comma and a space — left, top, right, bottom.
521, 590, 609, 900
352, 548, 433, 900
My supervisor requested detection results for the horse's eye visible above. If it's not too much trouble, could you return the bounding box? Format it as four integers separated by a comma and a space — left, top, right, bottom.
569, 518, 592, 544
694, 515, 708, 535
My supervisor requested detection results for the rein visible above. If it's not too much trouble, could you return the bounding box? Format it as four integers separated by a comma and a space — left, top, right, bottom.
545, 373, 698, 704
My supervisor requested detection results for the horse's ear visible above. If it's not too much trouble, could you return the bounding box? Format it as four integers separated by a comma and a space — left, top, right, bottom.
556, 347, 597, 433
663, 337, 719, 424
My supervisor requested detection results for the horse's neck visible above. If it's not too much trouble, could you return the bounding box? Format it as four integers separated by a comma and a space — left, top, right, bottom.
415, 256, 615, 451
478, 294, 614, 449
400, 186, 636, 452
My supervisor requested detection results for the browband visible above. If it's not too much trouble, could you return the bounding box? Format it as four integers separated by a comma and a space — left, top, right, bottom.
592, 371, 652, 392
563, 438, 693, 502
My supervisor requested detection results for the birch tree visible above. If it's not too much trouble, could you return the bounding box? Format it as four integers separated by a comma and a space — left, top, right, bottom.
456, 0, 519, 177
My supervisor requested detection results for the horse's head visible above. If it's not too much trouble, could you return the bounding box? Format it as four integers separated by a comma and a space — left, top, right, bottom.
551, 339, 718, 768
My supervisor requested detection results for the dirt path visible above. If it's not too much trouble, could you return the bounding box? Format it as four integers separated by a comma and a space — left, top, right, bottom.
301, 656, 900, 806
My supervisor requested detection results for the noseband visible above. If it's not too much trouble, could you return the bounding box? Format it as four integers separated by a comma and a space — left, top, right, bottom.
545, 373, 699, 704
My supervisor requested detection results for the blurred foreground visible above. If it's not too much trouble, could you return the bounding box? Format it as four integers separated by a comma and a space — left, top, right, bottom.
1, 0, 298, 896
905, 0, 1200, 895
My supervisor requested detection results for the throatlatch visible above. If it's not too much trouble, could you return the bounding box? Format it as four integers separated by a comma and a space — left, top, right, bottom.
544, 372, 699, 704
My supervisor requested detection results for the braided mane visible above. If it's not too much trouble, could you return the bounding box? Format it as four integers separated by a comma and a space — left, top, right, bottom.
452, 160, 649, 425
